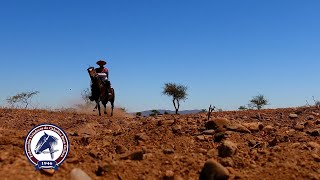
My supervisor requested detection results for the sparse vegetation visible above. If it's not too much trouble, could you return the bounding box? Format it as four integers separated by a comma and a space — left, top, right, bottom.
162, 83, 188, 114
249, 94, 268, 110
81, 88, 92, 104
164, 111, 169, 115
136, 112, 142, 116
6, 91, 39, 109
238, 105, 247, 110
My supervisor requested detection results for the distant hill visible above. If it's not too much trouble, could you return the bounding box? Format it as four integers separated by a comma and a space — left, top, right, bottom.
136, 109, 202, 116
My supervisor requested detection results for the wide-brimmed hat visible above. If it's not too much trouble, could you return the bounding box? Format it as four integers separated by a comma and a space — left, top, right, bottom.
96, 60, 107, 66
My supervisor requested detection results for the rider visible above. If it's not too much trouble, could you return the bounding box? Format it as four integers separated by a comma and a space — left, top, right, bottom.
89, 60, 112, 101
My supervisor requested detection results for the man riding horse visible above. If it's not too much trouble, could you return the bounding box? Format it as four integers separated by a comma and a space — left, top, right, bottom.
89, 60, 112, 101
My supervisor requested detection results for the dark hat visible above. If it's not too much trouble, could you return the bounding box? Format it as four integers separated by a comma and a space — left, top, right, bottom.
96, 60, 107, 66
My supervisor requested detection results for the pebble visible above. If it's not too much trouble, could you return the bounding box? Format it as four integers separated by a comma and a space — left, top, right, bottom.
218, 140, 237, 157
203, 130, 215, 135
311, 154, 320, 162
205, 118, 230, 130
307, 142, 320, 150
115, 145, 128, 154
310, 129, 320, 136
135, 133, 149, 142
163, 149, 175, 155
172, 125, 182, 134
242, 122, 264, 132
41, 169, 55, 176
289, 114, 298, 119
120, 150, 145, 161
199, 159, 230, 180
70, 168, 91, 180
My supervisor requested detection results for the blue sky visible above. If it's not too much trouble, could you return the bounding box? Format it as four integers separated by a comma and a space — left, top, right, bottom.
0, 0, 320, 112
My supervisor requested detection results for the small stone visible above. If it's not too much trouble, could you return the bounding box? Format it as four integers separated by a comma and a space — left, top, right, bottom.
115, 145, 128, 154
205, 118, 230, 130
70, 168, 91, 180
95, 165, 110, 176
307, 142, 320, 150
198, 148, 208, 154
248, 140, 258, 147
268, 137, 278, 147
135, 133, 149, 142
203, 130, 215, 135
199, 159, 230, 180
120, 150, 145, 161
207, 149, 217, 158
172, 125, 182, 134
220, 158, 234, 167
315, 120, 320, 125
293, 124, 304, 131
307, 115, 315, 120
158, 120, 175, 126
41, 169, 55, 176
310, 129, 320, 136
163, 149, 175, 155
242, 122, 263, 132
196, 135, 206, 141
214, 132, 227, 142
289, 114, 298, 119
227, 124, 251, 134
218, 140, 237, 157
163, 170, 175, 180
264, 125, 275, 133
311, 154, 320, 162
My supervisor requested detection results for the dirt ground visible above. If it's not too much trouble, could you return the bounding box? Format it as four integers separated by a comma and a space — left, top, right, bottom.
0, 107, 319, 180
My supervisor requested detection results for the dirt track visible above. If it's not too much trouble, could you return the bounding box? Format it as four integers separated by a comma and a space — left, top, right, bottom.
0, 107, 319, 180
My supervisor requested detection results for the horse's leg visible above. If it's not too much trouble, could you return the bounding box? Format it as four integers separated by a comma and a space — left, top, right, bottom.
110, 100, 114, 117
93, 104, 97, 112
103, 102, 107, 115
96, 101, 101, 116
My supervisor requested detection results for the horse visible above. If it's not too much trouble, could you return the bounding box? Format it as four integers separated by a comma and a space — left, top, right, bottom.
34, 132, 59, 159
87, 67, 115, 116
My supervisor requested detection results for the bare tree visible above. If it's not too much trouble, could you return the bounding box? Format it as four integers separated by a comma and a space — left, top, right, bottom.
81, 88, 92, 104
162, 83, 188, 114
6, 91, 39, 109
249, 94, 268, 110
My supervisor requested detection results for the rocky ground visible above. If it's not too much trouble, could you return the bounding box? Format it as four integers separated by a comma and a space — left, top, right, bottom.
0, 107, 319, 180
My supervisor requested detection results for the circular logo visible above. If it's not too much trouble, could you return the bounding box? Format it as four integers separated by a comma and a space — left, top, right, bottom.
24, 124, 70, 170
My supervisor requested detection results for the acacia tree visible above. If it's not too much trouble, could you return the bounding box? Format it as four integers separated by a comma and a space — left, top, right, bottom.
162, 83, 188, 114
249, 94, 268, 110
6, 91, 39, 109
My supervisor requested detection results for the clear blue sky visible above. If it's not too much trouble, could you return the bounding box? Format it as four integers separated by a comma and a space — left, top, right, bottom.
1, 0, 320, 112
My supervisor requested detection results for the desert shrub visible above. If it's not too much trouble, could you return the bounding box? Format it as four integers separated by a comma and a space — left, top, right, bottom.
249, 94, 268, 110
162, 83, 188, 114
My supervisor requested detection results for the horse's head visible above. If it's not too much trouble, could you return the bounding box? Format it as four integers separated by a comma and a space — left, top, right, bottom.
34, 132, 58, 155
87, 67, 97, 78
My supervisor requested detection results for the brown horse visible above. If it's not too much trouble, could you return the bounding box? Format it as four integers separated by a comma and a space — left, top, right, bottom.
87, 67, 115, 116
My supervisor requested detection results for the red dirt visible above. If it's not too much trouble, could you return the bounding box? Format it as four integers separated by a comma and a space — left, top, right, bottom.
0, 107, 319, 179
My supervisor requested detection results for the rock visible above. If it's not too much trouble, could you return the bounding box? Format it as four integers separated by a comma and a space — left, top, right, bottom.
289, 114, 298, 119
227, 124, 251, 133
172, 125, 182, 134
207, 149, 217, 158
268, 137, 278, 147
307, 115, 315, 120
310, 129, 320, 136
220, 157, 234, 167
218, 140, 237, 157
0, 152, 9, 162
135, 133, 149, 142
205, 118, 230, 130
163, 149, 175, 155
307, 142, 320, 150
214, 131, 232, 142
120, 150, 145, 161
199, 159, 230, 180
70, 168, 91, 180
163, 170, 175, 180
196, 135, 206, 141
203, 130, 215, 135
311, 154, 320, 162
158, 120, 175, 126
293, 124, 304, 131
198, 148, 208, 154
95, 165, 110, 176
115, 145, 128, 154
264, 125, 275, 133
316, 120, 320, 125
41, 169, 55, 176
248, 140, 259, 147
242, 122, 264, 132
